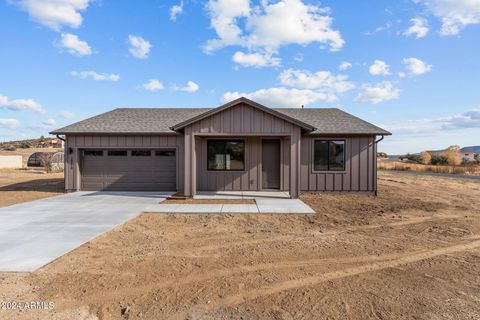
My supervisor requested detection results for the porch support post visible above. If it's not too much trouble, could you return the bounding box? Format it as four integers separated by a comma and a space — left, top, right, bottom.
289, 128, 301, 198
183, 127, 196, 197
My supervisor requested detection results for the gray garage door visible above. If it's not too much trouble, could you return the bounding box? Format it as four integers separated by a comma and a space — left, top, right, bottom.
81, 149, 176, 191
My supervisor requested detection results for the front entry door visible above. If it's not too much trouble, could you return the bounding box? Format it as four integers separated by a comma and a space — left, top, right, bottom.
262, 139, 281, 189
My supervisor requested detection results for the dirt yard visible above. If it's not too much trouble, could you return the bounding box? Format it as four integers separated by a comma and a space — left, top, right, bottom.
0, 169, 64, 207
1, 171, 480, 319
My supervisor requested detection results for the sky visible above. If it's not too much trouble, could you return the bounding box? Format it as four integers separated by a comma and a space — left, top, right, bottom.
0, 0, 479, 154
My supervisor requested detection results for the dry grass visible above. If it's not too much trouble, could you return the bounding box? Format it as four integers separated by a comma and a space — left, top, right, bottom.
378, 161, 480, 175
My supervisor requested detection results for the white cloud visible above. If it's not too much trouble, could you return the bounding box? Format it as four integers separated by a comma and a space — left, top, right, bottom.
338, 61, 352, 71
12, 0, 90, 31
170, 1, 184, 21
364, 21, 393, 36
0, 118, 20, 129
232, 51, 280, 68
59, 111, 75, 119
279, 69, 354, 93
354, 81, 400, 104
403, 17, 429, 38
223, 87, 336, 108
30, 118, 57, 130
369, 60, 391, 76
398, 72, 406, 78
58, 33, 92, 56
384, 108, 480, 134
293, 53, 304, 62
173, 81, 200, 93
0, 94, 45, 114
415, 0, 480, 35
403, 57, 432, 75
204, 0, 344, 56
71, 71, 120, 81
143, 79, 164, 91
128, 35, 152, 59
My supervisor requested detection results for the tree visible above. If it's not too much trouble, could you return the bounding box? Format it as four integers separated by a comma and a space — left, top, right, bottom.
39, 152, 55, 173
420, 151, 432, 165
444, 145, 461, 166
475, 154, 480, 163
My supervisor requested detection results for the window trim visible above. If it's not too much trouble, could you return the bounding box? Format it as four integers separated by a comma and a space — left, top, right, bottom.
312, 139, 346, 172
107, 150, 128, 157
207, 139, 246, 172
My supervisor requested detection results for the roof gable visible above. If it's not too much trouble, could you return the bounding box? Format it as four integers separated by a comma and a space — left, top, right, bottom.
170, 97, 316, 132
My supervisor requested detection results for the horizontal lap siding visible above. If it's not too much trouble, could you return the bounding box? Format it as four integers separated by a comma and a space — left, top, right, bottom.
300, 136, 376, 192
65, 134, 184, 192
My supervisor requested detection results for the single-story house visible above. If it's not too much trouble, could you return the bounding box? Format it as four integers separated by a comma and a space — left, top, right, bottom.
50, 97, 391, 198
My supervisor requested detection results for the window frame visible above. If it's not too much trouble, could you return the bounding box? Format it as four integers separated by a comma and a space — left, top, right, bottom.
131, 150, 152, 157
83, 150, 104, 157
207, 139, 246, 172
107, 150, 128, 157
312, 139, 346, 172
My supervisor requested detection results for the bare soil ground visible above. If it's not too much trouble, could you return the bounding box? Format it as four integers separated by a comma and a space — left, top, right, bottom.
0, 169, 64, 207
1, 172, 480, 319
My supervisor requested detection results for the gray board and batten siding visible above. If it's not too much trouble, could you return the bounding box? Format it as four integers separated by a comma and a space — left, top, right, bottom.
52, 97, 390, 196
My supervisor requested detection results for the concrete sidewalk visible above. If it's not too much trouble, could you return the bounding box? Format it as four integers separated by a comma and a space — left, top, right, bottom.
145, 192, 315, 214
0, 191, 172, 272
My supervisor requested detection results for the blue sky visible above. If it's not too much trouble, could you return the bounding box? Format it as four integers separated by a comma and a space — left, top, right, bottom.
0, 0, 479, 154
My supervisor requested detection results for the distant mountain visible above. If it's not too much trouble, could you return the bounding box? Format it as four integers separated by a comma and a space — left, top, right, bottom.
461, 146, 480, 153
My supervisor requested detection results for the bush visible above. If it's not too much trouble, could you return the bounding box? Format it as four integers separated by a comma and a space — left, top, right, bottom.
430, 155, 448, 165
19, 142, 31, 149
404, 153, 423, 164
2, 145, 16, 151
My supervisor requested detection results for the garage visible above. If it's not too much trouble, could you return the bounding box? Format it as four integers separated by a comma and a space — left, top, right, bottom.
81, 149, 176, 191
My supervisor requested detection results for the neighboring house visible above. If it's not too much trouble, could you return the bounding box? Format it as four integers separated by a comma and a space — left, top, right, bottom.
39, 138, 64, 148
462, 150, 476, 163
50, 97, 391, 197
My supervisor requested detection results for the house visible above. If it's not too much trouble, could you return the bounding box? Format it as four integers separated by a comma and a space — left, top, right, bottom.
39, 138, 64, 149
462, 150, 476, 163
50, 97, 391, 198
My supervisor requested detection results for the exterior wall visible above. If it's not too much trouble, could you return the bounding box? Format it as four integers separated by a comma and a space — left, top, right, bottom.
0, 155, 22, 169
183, 102, 301, 197
196, 137, 291, 191
64, 134, 184, 192
300, 136, 377, 193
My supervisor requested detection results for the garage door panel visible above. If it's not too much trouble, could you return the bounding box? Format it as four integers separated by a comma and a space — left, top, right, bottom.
81, 149, 176, 191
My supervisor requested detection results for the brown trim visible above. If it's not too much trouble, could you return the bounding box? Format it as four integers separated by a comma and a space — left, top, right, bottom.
170, 97, 316, 132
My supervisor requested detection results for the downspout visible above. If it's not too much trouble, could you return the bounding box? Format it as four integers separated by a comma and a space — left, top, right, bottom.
375, 135, 384, 144
374, 135, 384, 196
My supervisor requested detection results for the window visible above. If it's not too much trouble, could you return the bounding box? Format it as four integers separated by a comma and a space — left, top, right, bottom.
208, 140, 245, 171
83, 150, 103, 156
314, 140, 345, 171
155, 150, 175, 157
108, 150, 127, 156
131, 150, 151, 156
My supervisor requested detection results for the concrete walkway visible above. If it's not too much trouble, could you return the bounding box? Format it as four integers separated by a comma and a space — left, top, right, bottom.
145, 191, 315, 214
0, 191, 172, 272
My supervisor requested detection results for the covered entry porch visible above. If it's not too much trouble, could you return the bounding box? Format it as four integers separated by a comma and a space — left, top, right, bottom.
183, 133, 301, 198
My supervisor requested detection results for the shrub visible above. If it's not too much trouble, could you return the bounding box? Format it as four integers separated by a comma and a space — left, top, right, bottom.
19, 142, 31, 149
420, 151, 432, 165
445, 145, 462, 166
430, 155, 448, 165
405, 153, 422, 164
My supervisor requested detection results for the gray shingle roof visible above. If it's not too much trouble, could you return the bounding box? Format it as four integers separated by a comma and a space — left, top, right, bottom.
51, 106, 391, 136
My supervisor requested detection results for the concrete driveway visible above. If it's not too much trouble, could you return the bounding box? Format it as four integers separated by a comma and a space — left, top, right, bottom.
0, 191, 172, 272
